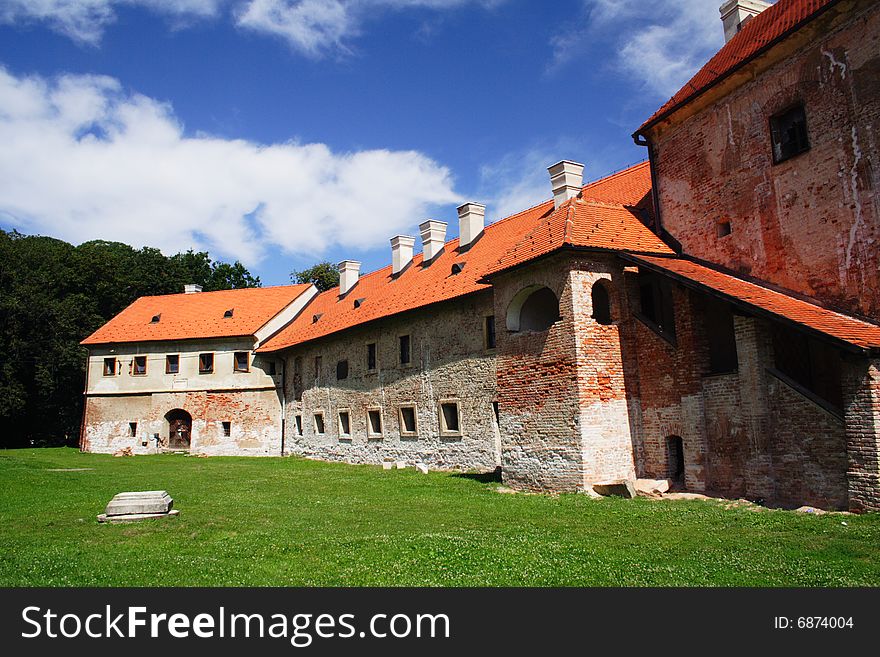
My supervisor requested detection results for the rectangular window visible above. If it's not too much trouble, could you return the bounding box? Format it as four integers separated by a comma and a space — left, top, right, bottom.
637, 270, 676, 342
336, 359, 349, 380
399, 405, 417, 436
771, 324, 843, 411
770, 103, 810, 164
103, 358, 116, 376
128, 422, 137, 437
367, 342, 377, 371
295, 414, 303, 436
314, 412, 325, 435
338, 411, 351, 437
485, 315, 496, 349
440, 402, 461, 435
222, 421, 231, 437
367, 409, 383, 437
234, 351, 249, 372
314, 355, 322, 382
199, 353, 214, 374
399, 334, 411, 365
492, 401, 500, 426
132, 356, 147, 376
166, 354, 179, 374
704, 299, 738, 374
267, 360, 278, 376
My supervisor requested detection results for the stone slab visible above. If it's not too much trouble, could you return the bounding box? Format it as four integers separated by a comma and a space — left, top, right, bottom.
592, 480, 637, 499
104, 491, 173, 517
98, 510, 180, 524
415, 463, 429, 474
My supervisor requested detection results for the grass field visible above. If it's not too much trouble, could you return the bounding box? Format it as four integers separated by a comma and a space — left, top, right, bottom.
1, 448, 878, 586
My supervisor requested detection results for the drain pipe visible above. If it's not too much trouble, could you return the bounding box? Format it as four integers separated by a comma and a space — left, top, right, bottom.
280, 356, 286, 457
633, 131, 663, 237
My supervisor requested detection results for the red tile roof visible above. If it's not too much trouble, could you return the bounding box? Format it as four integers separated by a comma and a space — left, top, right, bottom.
81, 284, 313, 346
638, 0, 841, 134
260, 162, 667, 352
627, 255, 880, 351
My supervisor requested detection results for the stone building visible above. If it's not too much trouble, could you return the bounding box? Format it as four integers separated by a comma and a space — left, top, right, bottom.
81, 0, 880, 511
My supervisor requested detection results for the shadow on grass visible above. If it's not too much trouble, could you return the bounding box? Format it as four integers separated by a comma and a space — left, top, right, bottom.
453, 467, 502, 484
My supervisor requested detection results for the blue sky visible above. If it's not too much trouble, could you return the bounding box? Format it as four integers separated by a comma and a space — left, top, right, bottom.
0, 0, 728, 285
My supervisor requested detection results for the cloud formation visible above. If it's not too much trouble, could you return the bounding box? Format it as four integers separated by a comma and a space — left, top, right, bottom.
0, 67, 459, 264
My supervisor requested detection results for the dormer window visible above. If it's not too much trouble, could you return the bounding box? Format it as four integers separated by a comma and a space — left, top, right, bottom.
312, 313, 323, 323
223, 309, 234, 319
150, 314, 161, 324
354, 298, 366, 309
451, 262, 465, 275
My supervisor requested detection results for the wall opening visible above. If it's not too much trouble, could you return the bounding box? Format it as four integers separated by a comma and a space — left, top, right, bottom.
507, 285, 560, 332
591, 280, 613, 325
666, 435, 684, 484
368, 409, 383, 437
165, 409, 192, 450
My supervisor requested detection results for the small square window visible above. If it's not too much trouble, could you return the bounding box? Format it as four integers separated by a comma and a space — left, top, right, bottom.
336, 359, 349, 380
367, 409, 383, 437
485, 315, 496, 350
166, 354, 179, 374
222, 421, 231, 437
440, 401, 461, 435
770, 104, 810, 164
399, 406, 418, 436
314, 412, 325, 435
367, 342, 377, 371
267, 360, 278, 376
234, 351, 249, 372
199, 353, 214, 374
399, 335, 411, 365
103, 358, 116, 376
716, 220, 732, 238
338, 411, 351, 437
128, 422, 137, 437
132, 356, 147, 376
295, 414, 303, 436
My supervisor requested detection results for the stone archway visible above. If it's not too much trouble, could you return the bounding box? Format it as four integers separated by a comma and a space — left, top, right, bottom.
165, 409, 192, 450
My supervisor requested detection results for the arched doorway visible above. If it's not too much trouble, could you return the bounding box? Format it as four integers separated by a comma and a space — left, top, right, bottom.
666, 435, 685, 485
166, 409, 192, 450
506, 285, 560, 332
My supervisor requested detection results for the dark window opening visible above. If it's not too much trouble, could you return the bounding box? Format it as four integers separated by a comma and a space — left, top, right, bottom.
234, 352, 249, 372
440, 402, 460, 434
314, 413, 325, 434
150, 314, 161, 324
770, 103, 810, 164
519, 287, 560, 332
223, 309, 234, 318
492, 401, 500, 425
222, 421, 231, 437
199, 353, 214, 374
312, 313, 323, 323
704, 299, 738, 374
338, 411, 351, 436
637, 271, 676, 340
666, 436, 685, 483
716, 220, 732, 238
399, 335, 411, 365
451, 262, 465, 275
293, 356, 303, 400
368, 409, 383, 436
771, 324, 843, 410
295, 414, 303, 436
128, 422, 137, 437
367, 343, 377, 371
485, 315, 496, 349
354, 298, 366, 309
103, 358, 116, 376
591, 281, 613, 325
336, 359, 349, 380
267, 360, 277, 376
166, 354, 179, 374
132, 356, 147, 376
400, 406, 417, 434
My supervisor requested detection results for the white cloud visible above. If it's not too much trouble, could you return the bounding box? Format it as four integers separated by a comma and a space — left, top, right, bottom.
0, 66, 459, 264
552, 0, 729, 99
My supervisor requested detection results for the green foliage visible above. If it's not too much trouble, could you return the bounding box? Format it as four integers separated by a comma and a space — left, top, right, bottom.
291, 261, 339, 292
0, 229, 260, 447
2, 448, 880, 586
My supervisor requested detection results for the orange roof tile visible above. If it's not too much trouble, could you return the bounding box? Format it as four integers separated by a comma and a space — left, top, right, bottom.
627, 255, 880, 351
638, 0, 840, 134
260, 162, 665, 352
81, 284, 313, 345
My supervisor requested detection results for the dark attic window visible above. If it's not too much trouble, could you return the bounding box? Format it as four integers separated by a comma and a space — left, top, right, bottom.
354, 298, 366, 309
312, 313, 323, 324
224, 309, 234, 319
770, 103, 810, 164
451, 262, 465, 275
150, 314, 161, 324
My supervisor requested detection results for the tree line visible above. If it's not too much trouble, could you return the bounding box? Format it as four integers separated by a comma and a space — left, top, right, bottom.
0, 229, 260, 448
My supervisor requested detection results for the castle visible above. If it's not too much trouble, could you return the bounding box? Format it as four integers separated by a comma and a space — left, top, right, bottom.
80, 0, 880, 511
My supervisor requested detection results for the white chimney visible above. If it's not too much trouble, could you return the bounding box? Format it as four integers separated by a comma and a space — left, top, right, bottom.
419, 220, 447, 263
184, 284, 202, 294
548, 160, 585, 209
390, 235, 416, 275
338, 260, 361, 296
457, 202, 486, 249
720, 0, 771, 43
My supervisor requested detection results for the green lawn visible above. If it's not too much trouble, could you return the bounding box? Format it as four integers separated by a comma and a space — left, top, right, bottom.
1, 448, 878, 586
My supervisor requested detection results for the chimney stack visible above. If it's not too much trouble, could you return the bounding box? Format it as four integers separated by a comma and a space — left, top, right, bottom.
184, 284, 202, 294
338, 260, 361, 296
457, 202, 486, 249
390, 235, 416, 275
419, 220, 447, 263
719, 0, 771, 43
548, 160, 585, 209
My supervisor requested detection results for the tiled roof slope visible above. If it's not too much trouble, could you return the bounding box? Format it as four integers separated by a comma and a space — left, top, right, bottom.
638, 0, 840, 133
485, 162, 673, 276
260, 162, 666, 352
628, 255, 880, 351
81, 284, 313, 345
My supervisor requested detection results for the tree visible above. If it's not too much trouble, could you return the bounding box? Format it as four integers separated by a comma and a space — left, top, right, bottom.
291, 261, 339, 292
